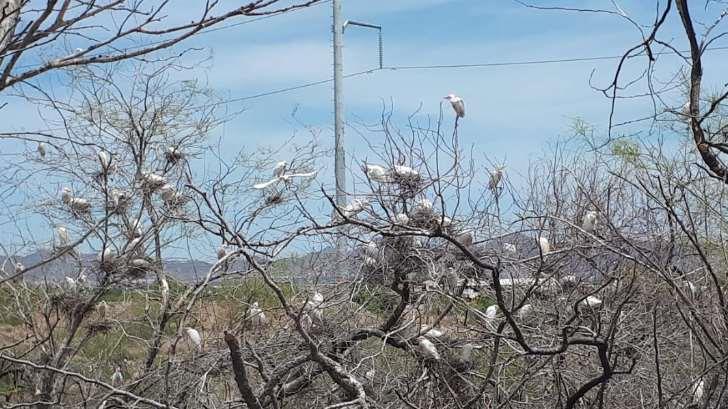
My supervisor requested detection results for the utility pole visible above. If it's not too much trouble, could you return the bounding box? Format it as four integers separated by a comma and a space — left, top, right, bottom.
332, 0, 345, 208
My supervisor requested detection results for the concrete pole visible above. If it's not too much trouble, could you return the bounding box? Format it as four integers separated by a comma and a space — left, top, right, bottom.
332, 0, 346, 208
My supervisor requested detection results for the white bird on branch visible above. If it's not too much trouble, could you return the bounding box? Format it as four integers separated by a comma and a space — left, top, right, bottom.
273, 161, 287, 178
14, 262, 24, 274
413, 197, 433, 215
444, 94, 465, 118
111, 366, 123, 387
392, 165, 419, 179
582, 210, 598, 233
363, 241, 378, 258
421, 326, 445, 338
97, 300, 108, 320
248, 302, 268, 328
165, 146, 184, 164
503, 242, 517, 254
97, 151, 112, 174
580, 295, 602, 308
340, 198, 369, 218
65, 276, 77, 292
538, 236, 550, 255
37, 142, 46, 159
394, 213, 410, 225
61, 187, 91, 214
160, 278, 170, 305
489, 167, 504, 191
183, 327, 203, 352
140, 172, 167, 192
485, 305, 498, 324
55, 226, 70, 248
416, 337, 441, 361
364, 164, 390, 182
692, 379, 705, 404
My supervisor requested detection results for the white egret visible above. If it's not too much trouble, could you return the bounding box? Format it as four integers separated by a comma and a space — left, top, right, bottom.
503, 243, 517, 253
692, 379, 704, 404
216, 246, 227, 260
444, 94, 465, 118
129, 258, 151, 270
183, 327, 203, 352
111, 366, 123, 387
363, 241, 378, 257
108, 189, 129, 210
140, 172, 167, 191
14, 262, 24, 274
253, 166, 317, 189
61, 187, 91, 214
97, 151, 111, 173
413, 197, 433, 214
485, 305, 498, 323
582, 211, 598, 233
37, 142, 46, 159
538, 236, 550, 255
97, 247, 115, 262
581, 295, 602, 308
416, 337, 441, 361
462, 288, 479, 300
249, 302, 268, 327
158, 184, 176, 203
488, 167, 504, 191
456, 231, 474, 247
517, 304, 533, 320
273, 161, 287, 178
365, 164, 390, 182
160, 278, 170, 305
341, 199, 369, 218
421, 326, 445, 338
392, 165, 419, 179
56, 226, 70, 247
394, 213, 410, 225
97, 301, 108, 320
64, 276, 77, 291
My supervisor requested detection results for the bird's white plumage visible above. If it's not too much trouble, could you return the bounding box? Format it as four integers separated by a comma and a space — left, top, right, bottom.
111, 367, 123, 387
98, 247, 115, 262
37, 142, 46, 159
272, 161, 287, 177
489, 167, 503, 191
14, 262, 24, 273
692, 379, 704, 404
97, 300, 108, 320
485, 305, 498, 322
416, 337, 441, 361
249, 302, 268, 327
56, 226, 70, 247
365, 164, 390, 182
160, 278, 169, 305
461, 343, 475, 364
581, 295, 602, 308
98, 151, 111, 171
392, 165, 419, 179
183, 327, 202, 352
140, 172, 166, 191
394, 213, 410, 225
65, 276, 77, 291
341, 199, 369, 218
517, 304, 533, 320
253, 178, 280, 190
503, 243, 517, 253
413, 197, 433, 214
462, 288, 479, 300
444, 94, 465, 118
421, 326, 445, 338
582, 211, 598, 233
538, 236, 550, 254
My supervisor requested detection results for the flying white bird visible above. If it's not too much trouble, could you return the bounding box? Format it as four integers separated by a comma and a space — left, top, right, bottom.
538, 236, 550, 255
37, 142, 46, 159
416, 337, 441, 361
97, 300, 108, 320
216, 246, 227, 260
249, 302, 268, 327
110, 366, 123, 387
581, 295, 602, 308
489, 167, 504, 191
392, 165, 419, 179
692, 379, 705, 404
253, 164, 317, 189
444, 94, 465, 118
340, 199, 369, 218
140, 172, 167, 191
364, 164, 390, 182
183, 327, 202, 352
582, 211, 598, 233
55, 226, 70, 248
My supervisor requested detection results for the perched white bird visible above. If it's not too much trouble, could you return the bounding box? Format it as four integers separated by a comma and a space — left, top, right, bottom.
140, 172, 167, 191
489, 167, 504, 191
55, 226, 70, 247
581, 295, 602, 308
158, 184, 176, 202
444, 94, 465, 118
559, 275, 579, 288
110, 366, 123, 387
306, 292, 325, 324
216, 246, 227, 260
14, 262, 24, 274
394, 213, 410, 225
126, 237, 142, 253
97, 151, 111, 173
108, 188, 130, 210
249, 302, 268, 327
341, 199, 369, 218
363, 241, 378, 257
365, 164, 390, 182
421, 326, 445, 338
129, 258, 151, 270
485, 305, 498, 323
503, 243, 517, 253
61, 187, 91, 214
97, 247, 115, 262
392, 165, 419, 179
456, 231, 474, 247
37, 142, 46, 159
462, 287, 479, 300
65, 276, 77, 291
416, 337, 441, 361
365, 368, 376, 382
273, 161, 287, 178
517, 304, 533, 320
413, 197, 433, 215
160, 278, 170, 305
582, 211, 598, 233
97, 300, 108, 320
183, 327, 202, 352
692, 379, 705, 404
538, 236, 550, 255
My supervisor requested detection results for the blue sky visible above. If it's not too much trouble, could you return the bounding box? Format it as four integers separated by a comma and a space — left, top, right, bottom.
3, 0, 728, 259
